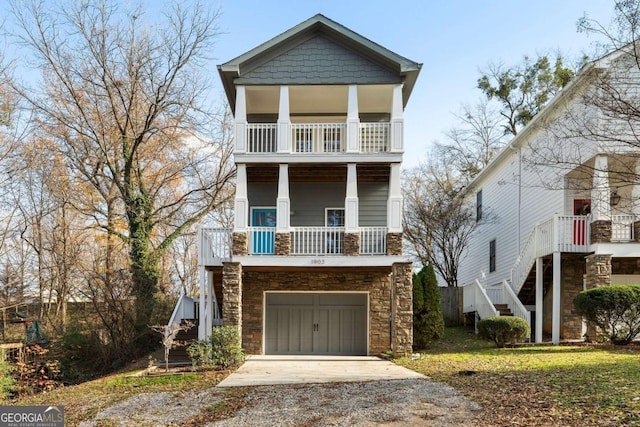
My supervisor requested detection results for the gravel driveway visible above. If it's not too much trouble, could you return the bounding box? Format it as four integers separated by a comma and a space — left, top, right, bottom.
79, 378, 481, 426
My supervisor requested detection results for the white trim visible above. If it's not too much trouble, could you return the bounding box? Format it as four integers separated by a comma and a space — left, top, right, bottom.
250, 206, 277, 226
325, 207, 345, 227
234, 153, 404, 164
233, 255, 408, 267
262, 290, 370, 355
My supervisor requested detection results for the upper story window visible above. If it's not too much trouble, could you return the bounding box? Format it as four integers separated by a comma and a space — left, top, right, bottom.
476, 190, 483, 222
489, 239, 496, 273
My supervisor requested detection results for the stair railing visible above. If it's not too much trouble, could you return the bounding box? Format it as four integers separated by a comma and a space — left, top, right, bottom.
166, 293, 196, 337
501, 279, 531, 328
463, 279, 499, 320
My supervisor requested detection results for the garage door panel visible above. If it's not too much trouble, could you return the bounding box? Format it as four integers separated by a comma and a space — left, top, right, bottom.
265, 293, 367, 356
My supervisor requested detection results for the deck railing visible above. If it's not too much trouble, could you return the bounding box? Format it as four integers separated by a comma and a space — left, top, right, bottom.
292, 123, 345, 153
247, 124, 277, 153
247, 227, 276, 255
510, 215, 589, 295
291, 227, 345, 255
243, 122, 393, 154
360, 227, 387, 255
199, 227, 232, 266
359, 123, 390, 153
612, 215, 635, 242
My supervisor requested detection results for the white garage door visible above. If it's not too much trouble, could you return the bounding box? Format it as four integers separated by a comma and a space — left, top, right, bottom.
265, 293, 367, 355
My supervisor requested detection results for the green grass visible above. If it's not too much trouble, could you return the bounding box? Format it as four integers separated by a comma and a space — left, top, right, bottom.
397, 327, 640, 426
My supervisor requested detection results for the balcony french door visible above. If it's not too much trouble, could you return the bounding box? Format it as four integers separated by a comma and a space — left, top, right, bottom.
251, 208, 276, 254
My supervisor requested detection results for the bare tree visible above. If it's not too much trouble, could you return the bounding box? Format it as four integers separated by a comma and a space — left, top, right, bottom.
8, 0, 235, 349
403, 155, 479, 287
523, 1, 640, 205
436, 100, 506, 184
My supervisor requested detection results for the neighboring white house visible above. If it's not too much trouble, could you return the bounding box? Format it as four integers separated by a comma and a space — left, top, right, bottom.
169, 14, 421, 357
459, 45, 640, 344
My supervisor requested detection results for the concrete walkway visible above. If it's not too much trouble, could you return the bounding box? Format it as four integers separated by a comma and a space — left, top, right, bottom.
217, 355, 425, 387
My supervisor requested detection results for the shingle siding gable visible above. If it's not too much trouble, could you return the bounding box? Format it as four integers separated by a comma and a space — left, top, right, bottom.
236, 35, 401, 85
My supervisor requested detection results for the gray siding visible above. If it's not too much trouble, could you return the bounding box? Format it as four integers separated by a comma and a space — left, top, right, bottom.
248, 183, 277, 208
290, 183, 345, 226
358, 182, 388, 226
237, 35, 400, 85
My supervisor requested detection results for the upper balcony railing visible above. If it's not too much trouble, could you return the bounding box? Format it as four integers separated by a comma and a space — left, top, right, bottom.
244, 122, 392, 154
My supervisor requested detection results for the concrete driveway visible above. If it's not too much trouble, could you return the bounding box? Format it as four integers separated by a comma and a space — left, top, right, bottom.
217, 355, 425, 387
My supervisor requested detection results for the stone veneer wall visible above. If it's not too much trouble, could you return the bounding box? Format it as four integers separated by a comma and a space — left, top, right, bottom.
344, 233, 360, 256
232, 232, 248, 256
386, 233, 403, 256
560, 254, 586, 340
611, 257, 640, 275
222, 262, 243, 340
634, 221, 640, 243
590, 220, 612, 244
275, 233, 291, 256
584, 254, 612, 341
585, 254, 612, 289
241, 268, 393, 355
391, 262, 413, 357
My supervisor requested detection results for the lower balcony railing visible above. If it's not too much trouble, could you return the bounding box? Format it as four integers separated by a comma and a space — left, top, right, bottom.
199, 226, 390, 263
291, 227, 345, 255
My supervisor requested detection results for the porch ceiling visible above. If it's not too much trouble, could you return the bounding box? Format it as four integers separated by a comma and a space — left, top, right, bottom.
246, 164, 390, 183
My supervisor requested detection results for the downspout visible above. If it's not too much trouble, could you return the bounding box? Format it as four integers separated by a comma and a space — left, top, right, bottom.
507, 143, 522, 252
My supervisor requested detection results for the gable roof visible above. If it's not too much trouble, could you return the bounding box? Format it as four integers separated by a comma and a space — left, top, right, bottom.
218, 14, 422, 112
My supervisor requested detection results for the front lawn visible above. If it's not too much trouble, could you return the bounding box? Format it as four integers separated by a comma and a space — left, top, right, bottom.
397, 327, 640, 426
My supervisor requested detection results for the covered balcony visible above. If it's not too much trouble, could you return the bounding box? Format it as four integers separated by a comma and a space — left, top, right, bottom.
234, 84, 404, 157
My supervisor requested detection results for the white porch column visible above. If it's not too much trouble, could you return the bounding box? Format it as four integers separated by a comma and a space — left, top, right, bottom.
345, 163, 359, 232
198, 265, 206, 340
552, 252, 561, 344
235, 86, 247, 153
591, 155, 610, 221
535, 257, 543, 343
387, 163, 403, 232
205, 270, 213, 339
390, 84, 404, 152
346, 85, 360, 153
234, 164, 249, 232
277, 86, 291, 153
276, 163, 290, 232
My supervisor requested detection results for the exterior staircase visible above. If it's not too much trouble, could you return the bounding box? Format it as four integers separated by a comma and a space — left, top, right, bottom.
166, 319, 199, 364
493, 304, 513, 317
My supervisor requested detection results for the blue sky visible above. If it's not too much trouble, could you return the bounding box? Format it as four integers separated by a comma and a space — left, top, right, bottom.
211, 0, 615, 168
5, 1, 617, 168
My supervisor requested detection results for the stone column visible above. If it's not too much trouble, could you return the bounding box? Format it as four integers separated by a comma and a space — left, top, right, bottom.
275, 233, 291, 255
386, 232, 403, 256
560, 255, 586, 340
585, 254, 612, 289
222, 262, 243, 346
391, 262, 413, 357
232, 232, 248, 256
590, 220, 612, 244
584, 254, 612, 341
344, 233, 360, 256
